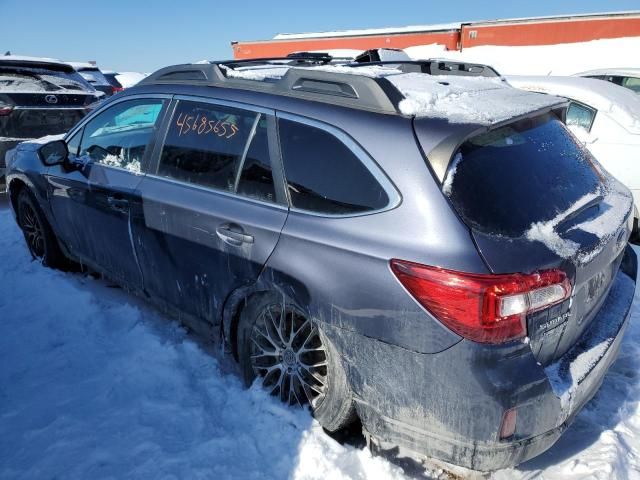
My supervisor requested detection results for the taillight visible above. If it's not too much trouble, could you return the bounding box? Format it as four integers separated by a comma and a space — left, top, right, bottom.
112, 86, 124, 94
390, 260, 572, 344
0, 105, 13, 116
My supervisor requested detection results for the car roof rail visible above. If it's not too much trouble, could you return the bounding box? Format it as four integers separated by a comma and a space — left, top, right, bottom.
138, 61, 400, 114
349, 60, 501, 77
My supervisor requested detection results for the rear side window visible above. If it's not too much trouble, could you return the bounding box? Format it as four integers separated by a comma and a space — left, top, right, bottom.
158, 100, 276, 203
278, 118, 389, 214
444, 114, 602, 237
566, 101, 596, 132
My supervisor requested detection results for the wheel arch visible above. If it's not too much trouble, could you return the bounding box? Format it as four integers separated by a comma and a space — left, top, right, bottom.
221, 268, 316, 361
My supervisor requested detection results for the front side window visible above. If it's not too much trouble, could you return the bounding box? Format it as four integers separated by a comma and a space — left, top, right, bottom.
278, 118, 389, 214
78, 98, 165, 173
566, 101, 596, 132
158, 100, 276, 202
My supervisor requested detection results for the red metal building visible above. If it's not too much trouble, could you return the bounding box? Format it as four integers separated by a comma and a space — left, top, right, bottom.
231, 11, 640, 59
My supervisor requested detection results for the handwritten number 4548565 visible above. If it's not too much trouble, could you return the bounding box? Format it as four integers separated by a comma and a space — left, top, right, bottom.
175, 112, 239, 139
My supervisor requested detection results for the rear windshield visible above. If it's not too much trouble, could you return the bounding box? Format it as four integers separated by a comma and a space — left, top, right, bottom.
103, 73, 122, 88
444, 114, 602, 237
0, 68, 93, 93
78, 68, 111, 86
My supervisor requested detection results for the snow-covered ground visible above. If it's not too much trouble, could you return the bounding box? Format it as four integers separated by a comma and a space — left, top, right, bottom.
0, 193, 639, 480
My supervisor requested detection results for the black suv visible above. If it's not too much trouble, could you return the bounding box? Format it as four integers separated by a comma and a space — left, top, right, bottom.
1, 57, 103, 186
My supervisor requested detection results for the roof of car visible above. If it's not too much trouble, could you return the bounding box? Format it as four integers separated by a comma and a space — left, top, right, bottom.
0, 55, 75, 73
574, 68, 640, 78
506, 75, 640, 134
66, 62, 101, 71
140, 60, 565, 127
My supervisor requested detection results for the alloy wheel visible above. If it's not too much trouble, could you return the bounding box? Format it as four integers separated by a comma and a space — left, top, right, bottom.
250, 304, 328, 408
20, 203, 45, 259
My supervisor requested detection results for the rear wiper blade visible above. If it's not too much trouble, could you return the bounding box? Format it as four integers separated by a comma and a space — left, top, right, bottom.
556, 194, 604, 231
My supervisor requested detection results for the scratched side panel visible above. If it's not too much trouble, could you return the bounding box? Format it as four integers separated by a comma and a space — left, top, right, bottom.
132, 175, 288, 327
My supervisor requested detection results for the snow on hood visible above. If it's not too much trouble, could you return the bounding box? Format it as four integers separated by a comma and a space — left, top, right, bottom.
507, 76, 640, 135
13, 134, 66, 151
525, 175, 632, 263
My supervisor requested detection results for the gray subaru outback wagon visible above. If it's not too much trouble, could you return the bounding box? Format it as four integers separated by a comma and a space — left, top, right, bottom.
4, 56, 637, 472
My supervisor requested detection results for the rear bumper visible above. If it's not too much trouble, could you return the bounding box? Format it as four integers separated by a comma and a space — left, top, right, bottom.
328, 246, 637, 472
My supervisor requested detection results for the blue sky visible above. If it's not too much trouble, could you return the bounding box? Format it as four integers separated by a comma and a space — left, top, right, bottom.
1, 0, 638, 72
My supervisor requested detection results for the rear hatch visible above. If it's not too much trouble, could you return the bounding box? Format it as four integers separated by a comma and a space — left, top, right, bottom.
77, 68, 114, 96
0, 67, 99, 138
415, 112, 634, 366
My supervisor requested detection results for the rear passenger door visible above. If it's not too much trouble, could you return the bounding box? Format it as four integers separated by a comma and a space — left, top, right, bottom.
133, 97, 288, 327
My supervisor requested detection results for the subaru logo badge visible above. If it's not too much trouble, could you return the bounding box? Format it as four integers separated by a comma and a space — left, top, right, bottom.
45, 95, 58, 104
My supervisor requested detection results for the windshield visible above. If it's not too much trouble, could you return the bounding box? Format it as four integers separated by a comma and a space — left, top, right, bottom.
0, 68, 94, 93
443, 113, 603, 237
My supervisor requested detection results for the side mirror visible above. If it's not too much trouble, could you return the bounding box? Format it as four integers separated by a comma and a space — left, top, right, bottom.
38, 140, 68, 166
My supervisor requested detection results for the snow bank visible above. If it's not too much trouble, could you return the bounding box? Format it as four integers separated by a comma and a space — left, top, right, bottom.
0, 206, 406, 480
1, 201, 639, 479
405, 37, 640, 76
273, 22, 460, 40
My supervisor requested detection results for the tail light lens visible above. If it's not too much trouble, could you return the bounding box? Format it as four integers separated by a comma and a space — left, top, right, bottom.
390, 260, 572, 344
499, 408, 518, 440
0, 105, 13, 116
112, 86, 124, 94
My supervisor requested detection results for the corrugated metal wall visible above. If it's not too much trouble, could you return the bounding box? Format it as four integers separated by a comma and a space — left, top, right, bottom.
231, 12, 640, 59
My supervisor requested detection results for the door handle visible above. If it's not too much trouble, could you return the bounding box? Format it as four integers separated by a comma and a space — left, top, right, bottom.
216, 224, 254, 245
107, 196, 129, 212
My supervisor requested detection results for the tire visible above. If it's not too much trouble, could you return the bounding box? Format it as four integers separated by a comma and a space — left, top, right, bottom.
237, 293, 356, 432
16, 189, 67, 269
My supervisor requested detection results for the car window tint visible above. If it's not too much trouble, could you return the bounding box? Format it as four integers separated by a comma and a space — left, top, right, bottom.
66, 129, 82, 156
444, 113, 602, 237
278, 118, 388, 214
622, 77, 640, 93
158, 100, 257, 193
79, 99, 165, 173
607, 76, 625, 86
236, 116, 276, 203
566, 102, 596, 132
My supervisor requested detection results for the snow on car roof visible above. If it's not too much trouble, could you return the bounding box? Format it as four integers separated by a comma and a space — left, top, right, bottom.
1, 54, 65, 65
385, 73, 561, 124
222, 64, 564, 125
507, 75, 640, 134
575, 68, 640, 78
66, 62, 101, 71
